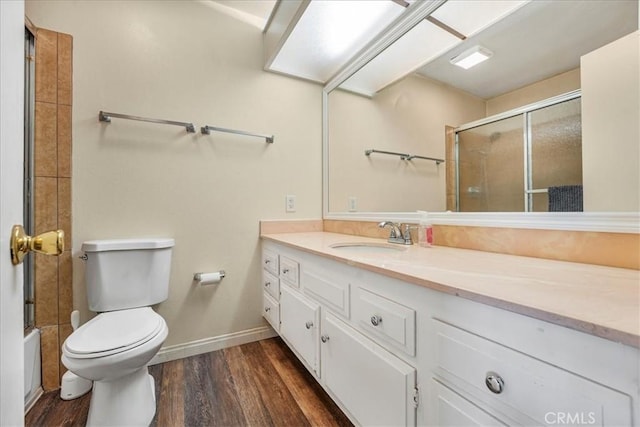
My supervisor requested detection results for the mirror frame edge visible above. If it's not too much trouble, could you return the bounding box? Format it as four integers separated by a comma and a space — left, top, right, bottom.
321, 1, 640, 235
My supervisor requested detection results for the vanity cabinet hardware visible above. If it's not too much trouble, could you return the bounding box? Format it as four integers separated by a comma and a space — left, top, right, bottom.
321, 335, 330, 343
265, 281, 270, 287
370, 315, 383, 326
283, 268, 290, 274
265, 307, 271, 313
485, 371, 504, 394
305, 321, 314, 329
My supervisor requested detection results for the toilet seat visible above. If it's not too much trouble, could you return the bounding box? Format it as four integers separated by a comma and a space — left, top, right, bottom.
63, 307, 165, 359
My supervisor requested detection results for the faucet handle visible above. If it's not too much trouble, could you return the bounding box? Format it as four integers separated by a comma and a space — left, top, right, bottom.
400, 223, 414, 244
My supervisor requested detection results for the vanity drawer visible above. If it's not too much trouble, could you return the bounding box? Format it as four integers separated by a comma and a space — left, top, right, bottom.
263, 292, 279, 331
262, 270, 280, 300
279, 256, 300, 288
302, 266, 350, 318
262, 249, 279, 276
433, 319, 632, 426
353, 287, 416, 356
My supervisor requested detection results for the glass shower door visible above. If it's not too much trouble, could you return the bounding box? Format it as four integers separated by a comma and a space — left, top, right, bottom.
529, 98, 582, 211
456, 115, 524, 212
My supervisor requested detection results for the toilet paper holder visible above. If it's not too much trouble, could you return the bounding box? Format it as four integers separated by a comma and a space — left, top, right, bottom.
193, 270, 226, 285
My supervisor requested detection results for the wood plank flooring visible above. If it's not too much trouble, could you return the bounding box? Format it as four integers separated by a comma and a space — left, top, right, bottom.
25, 337, 353, 427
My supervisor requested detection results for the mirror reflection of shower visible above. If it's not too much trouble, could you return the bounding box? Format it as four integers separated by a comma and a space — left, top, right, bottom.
454, 92, 582, 212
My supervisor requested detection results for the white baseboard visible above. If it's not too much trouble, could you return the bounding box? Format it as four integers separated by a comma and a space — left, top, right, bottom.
149, 325, 277, 366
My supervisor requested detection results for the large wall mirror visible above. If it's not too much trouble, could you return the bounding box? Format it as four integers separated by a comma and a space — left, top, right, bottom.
323, 0, 639, 230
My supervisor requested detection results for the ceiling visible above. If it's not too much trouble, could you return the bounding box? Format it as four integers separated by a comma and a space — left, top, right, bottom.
214, 0, 638, 100
417, 0, 639, 99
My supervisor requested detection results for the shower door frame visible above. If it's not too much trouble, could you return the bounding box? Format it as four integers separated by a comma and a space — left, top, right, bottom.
24, 26, 35, 331
454, 90, 582, 212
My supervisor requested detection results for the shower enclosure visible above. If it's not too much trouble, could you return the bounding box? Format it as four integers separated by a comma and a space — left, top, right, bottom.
454, 91, 582, 212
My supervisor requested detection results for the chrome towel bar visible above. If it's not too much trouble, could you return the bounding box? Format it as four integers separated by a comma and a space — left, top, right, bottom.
365, 149, 443, 164
201, 125, 274, 143
99, 111, 196, 133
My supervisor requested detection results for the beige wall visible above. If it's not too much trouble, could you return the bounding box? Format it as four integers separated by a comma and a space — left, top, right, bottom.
25, 0, 322, 347
486, 68, 580, 116
581, 31, 640, 212
328, 75, 485, 212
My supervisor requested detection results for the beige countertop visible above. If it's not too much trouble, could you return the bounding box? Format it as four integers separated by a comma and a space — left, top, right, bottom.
261, 231, 640, 348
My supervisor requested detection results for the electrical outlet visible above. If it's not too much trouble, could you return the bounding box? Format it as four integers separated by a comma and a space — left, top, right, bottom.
348, 196, 357, 212
286, 194, 296, 212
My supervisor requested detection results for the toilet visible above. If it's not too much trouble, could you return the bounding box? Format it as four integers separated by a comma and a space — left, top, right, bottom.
62, 238, 174, 426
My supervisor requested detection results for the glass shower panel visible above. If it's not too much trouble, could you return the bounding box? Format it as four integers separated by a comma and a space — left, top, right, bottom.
530, 98, 582, 211
457, 115, 524, 212
24, 29, 35, 330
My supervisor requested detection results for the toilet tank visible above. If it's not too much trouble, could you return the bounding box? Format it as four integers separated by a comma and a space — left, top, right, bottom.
82, 238, 174, 312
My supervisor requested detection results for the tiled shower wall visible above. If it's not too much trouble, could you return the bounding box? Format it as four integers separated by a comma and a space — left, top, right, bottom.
34, 28, 73, 391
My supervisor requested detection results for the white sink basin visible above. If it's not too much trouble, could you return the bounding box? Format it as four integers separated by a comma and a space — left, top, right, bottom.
329, 242, 408, 253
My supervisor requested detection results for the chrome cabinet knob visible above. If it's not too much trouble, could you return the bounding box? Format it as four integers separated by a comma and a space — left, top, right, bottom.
305, 321, 314, 329
265, 281, 270, 287
321, 335, 330, 343
282, 268, 290, 274
370, 315, 383, 326
264, 259, 270, 265
264, 307, 271, 313
485, 371, 505, 394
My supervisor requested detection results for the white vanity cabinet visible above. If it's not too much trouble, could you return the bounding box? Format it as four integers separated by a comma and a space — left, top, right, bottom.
261, 240, 640, 427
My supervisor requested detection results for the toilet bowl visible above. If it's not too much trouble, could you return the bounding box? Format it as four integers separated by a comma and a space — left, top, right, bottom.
62, 307, 168, 426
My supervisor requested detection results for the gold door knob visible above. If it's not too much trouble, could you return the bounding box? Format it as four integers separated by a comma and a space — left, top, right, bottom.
10, 225, 64, 266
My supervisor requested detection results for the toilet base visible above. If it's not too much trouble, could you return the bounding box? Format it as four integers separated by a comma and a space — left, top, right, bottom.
87, 367, 156, 427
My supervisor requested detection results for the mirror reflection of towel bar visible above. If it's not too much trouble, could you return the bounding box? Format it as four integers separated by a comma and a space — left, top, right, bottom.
365, 149, 443, 164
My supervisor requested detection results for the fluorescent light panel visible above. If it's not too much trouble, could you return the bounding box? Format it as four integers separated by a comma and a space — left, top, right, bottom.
450, 45, 493, 69
268, 1, 404, 82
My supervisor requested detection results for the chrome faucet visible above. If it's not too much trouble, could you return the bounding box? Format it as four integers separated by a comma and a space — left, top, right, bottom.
378, 221, 412, 245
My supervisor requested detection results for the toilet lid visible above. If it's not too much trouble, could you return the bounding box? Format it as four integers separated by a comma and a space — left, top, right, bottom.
64, 307, 164, 357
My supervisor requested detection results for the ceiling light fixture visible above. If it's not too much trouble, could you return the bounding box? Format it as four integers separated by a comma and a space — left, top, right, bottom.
450, 45, 493, 69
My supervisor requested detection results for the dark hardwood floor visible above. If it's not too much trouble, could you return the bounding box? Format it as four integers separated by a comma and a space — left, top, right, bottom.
26, 338, 353, 427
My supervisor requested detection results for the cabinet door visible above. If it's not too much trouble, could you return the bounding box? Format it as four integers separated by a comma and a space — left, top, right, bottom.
280, 286, 320, 374
430, 380, 507, 427
321, 312, 416, 426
